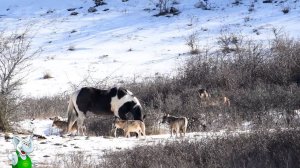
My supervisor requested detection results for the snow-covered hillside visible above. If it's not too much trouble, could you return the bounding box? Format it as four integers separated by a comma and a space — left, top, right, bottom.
0, 0, 299, 97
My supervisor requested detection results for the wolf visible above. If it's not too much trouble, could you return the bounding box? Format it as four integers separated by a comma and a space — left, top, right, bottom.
162, 114, 188, 137
51, 117, 85, 135
112, 119, 146, 138
198, 88, 230, 107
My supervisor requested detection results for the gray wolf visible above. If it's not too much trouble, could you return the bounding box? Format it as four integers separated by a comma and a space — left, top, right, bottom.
112, 119, 146, 138
162, 114, 188, 137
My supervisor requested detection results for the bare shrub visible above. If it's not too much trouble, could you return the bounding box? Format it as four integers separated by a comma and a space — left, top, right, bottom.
218, 32, 243, 54
282, 6, 290, 14
45, 151, 98, 168
186, 31, 200, 54
19, 94, 68, 120
94, 0, 106, 6
100, 130, 300, 168
68, 45, 75, 51
0, 29, 39, 131
248, 2, 255, 12
157, 0, 171, 15
86, 115, 115, 136
42, 72, 53, 79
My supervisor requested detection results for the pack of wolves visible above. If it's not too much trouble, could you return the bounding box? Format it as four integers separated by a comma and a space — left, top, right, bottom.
51, 114, 188, 138
50, 87, 229, 138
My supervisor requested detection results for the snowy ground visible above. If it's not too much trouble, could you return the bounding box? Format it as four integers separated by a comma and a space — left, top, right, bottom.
0, 0, 299, 97
0, 119, 240, 168
1, 0, 300, 167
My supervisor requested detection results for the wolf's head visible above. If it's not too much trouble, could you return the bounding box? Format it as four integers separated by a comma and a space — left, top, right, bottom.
162, 114, 170, 124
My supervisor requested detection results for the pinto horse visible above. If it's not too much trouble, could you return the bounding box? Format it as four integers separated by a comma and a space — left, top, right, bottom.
67, 87, 145, 135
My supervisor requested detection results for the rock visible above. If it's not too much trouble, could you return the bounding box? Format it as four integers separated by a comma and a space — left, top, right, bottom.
70, 12, 79, 16
170, 7, 180, 15
194, 1, 209, 10
94, 0, 107, 6
67, 8, 76, 11
263, 0, 273, 3
4, 132, 13, 141
88, 7, 97, 13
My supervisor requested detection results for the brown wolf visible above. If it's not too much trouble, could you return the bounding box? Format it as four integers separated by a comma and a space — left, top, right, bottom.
51, 117, 85, 135
113, 119, 146, 138
198, 89, 230, 107
162, 114, 188, 137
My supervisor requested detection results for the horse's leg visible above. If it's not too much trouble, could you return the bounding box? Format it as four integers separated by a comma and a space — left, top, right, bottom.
76, 111, 86, 136
68, 110, 77, 134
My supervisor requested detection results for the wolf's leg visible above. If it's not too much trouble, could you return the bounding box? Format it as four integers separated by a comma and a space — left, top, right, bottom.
176, 127, 180, 137
125, 131, 130, 138
76, 111, 86, 136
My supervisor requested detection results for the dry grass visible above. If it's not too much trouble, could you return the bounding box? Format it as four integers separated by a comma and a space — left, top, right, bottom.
100, 129, 300, 168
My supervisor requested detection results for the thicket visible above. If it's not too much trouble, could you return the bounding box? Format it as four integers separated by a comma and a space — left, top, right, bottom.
100, 129, 300, 168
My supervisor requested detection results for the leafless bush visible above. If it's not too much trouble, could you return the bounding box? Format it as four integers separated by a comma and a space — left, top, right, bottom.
86, 115, 115, 136
19, 94, 68, 120
94, 0, 106, 6
157, 0, 171, 15
186, 31, 200, 54
45, 151, 98, 168
68, 45, 75, 51
0, 29, 40, 131
100, 130, 300, 168
248, 2, 255, 12
42, 72, 53, 79
218, 32, 243, 54
282, 6, 290, 14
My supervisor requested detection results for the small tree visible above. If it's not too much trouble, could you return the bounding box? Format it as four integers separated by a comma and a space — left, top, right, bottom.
0, 29, 39, 131
186, 31, 200, 55
158, 0, 171, 15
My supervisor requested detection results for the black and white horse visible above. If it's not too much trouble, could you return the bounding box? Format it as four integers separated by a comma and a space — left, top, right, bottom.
67, 87, 145, 135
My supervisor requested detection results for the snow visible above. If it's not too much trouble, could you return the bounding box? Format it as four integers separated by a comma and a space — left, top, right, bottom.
0, 118, 239, 167
0, 0, 299, 97
1, 0, 300, 166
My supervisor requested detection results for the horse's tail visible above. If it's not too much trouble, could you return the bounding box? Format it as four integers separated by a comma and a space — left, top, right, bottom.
67, 94, 78, 133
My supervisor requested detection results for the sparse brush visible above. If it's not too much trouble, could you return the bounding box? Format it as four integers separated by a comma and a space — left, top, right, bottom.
186, 31, 200, 55
282, 7, 290, 14
68, 45, 75, 51
100, 130, 300, 168
43, 72, 53, 79
45, 151, 97, 168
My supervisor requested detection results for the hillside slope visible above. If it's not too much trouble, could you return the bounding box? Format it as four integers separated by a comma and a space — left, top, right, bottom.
0, 0, 299, 96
